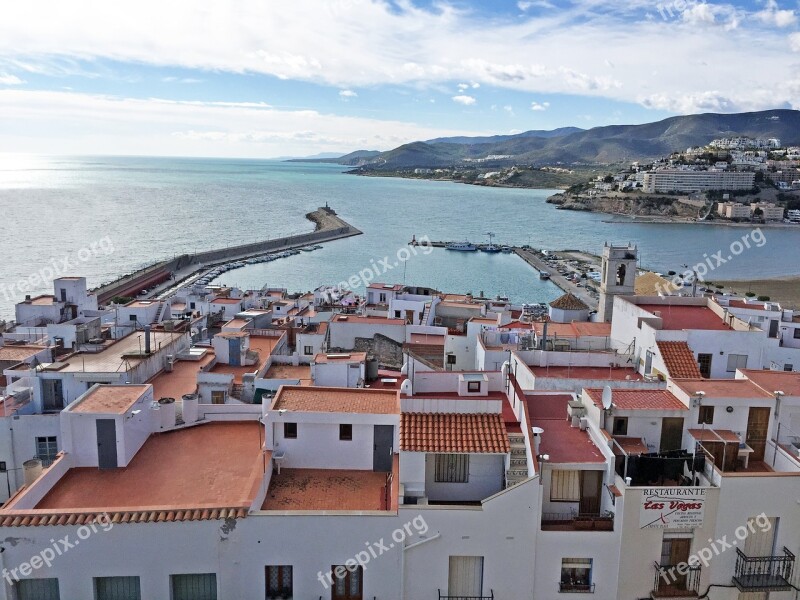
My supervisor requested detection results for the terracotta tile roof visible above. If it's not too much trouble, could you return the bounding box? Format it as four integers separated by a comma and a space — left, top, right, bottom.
585, 388, 687, 411
271, 386, 400, 414
400, 413, 510, 453
549, 293, 589, 311
0, 507, 247, 527
657, 341, 702, 379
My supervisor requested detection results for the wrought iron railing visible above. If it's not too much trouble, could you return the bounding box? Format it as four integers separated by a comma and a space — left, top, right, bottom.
733, 547, 795, 591
438, 590, 494, 600
652, 562, 701, 596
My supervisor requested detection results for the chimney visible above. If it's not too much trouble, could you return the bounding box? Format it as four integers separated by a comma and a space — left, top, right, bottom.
144, 325, 151, 354
531, 426, 544, 456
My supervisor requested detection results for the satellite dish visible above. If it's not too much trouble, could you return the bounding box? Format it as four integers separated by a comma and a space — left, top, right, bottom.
602, 385, 613, 410
501, 361, 510, 379
531, 426, 544, 436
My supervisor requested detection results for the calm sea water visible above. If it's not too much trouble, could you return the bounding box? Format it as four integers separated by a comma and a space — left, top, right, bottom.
1, 155, 798, 320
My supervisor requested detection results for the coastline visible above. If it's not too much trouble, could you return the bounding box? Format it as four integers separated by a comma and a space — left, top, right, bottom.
710, 276, 800, 309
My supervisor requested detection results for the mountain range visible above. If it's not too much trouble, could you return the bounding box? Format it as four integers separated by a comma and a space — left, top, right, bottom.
319, 109, 800, 170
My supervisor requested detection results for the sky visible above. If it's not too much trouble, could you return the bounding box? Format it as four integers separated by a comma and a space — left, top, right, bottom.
0, 0, 798, 158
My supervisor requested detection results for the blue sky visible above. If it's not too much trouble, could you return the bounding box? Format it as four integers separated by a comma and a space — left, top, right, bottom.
0, 0, 798, 158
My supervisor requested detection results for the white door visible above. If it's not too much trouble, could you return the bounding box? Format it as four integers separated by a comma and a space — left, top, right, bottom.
448, 556, 484, 597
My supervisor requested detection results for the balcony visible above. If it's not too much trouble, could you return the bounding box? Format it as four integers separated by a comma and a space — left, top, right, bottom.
733, 547, 795, 592
652, 563, 700, 598
438, 590, 494, 600
541, 511, 614, 532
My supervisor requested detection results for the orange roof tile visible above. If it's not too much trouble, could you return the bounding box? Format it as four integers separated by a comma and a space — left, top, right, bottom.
657, 341, 702, 379
585, 388, 687, 411
0, 507, 247, 527
549, 293, 589, 311
271, 386, 400, 414
400, 413, 510, 453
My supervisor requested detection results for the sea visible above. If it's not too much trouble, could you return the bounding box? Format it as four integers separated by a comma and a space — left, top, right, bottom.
1, 155, 798, 320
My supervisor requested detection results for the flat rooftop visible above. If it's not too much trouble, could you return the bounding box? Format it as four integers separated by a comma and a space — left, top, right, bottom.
313, 352, 367, 363
409, 333, 446, 345
211, 335, 282, 383
0, 345, 47, 363
271, 386, 400, 414
741, 369, 800, 397
59, 331, 185, 373
638, 304, 731, 331
125, 300, 159, 308
671, 378, 774, 399
70, 385, 148, 414
31, 422, 262, 511
264, 364, 312, 385
261, 469, 390, 511
530, 366, 643, 381
524, 394, 605, 464
148, 352, 214, 399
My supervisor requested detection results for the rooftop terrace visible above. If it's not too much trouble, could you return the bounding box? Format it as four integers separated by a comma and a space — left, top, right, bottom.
261, 468, 392, 511
638, 304, 731, 331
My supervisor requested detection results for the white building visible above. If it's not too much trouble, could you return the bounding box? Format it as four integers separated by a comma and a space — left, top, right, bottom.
643, 170, 755, 193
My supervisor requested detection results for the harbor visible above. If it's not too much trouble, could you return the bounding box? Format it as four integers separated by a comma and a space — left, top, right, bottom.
410, 236, 600, 309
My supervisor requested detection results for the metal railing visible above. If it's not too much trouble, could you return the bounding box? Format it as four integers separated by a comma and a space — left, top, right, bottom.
559, 582, 595, 593
652, 562, 701, 597
438, 591, 494, 600
541, 511, 614, 531
733, 547, 795, 591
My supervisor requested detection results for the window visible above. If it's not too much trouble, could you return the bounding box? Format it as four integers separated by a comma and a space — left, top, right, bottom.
447, 354, 457, 365
560, 558, 593, 593
785, 364, 794, 372
339, 424, 353, 441
265, 566, 292, 599
467, 381, 481, 392
794, 329, 800, 339
303, 345, 313, 355
379, 293, 387, 303
16, 578, 60, 600
612, 417, 628, 436
36, 436, 58, 466
435, 454, 469, 483
697, 354, 712, 378
94, 576, 141, 600
129, 314, 137, 321
210, 391, 225, 405
550, 470, 581, 502
698, 406, 714, 425
726, 354, 748, 372
331, 565, 362, 600
394, 310, 402, 318
170, 574, 217, 600
283, 423, 297, 439
190, 302, 196, 309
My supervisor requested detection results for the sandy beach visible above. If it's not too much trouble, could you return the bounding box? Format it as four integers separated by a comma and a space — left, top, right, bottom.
713, 276, 800, 309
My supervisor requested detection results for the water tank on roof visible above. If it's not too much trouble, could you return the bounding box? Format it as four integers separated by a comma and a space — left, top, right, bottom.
23, 458, 43, 486
158, 397, 176, 430
400, 379, 412, 396
182, 394, 199, 424
366, 359, 379, 382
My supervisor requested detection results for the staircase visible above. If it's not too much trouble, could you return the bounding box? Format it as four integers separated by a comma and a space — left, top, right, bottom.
152, 302, 165, 324
420, 302, 432, 325
506, 432, 529, 488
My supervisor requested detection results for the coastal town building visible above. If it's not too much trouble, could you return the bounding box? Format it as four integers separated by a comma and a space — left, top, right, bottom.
1, 264, 800, 600
643, 169, 755, 193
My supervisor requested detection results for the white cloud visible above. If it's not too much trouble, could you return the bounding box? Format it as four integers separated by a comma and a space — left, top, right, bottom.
0, 89, 484, 157
162, 76, 203, 84
452, 94, 476, 105
503, 105, 515, 116
0, 1, 795, 117
791, 32, 800, 51
339, 89, 357, 99
457, 83, 469, 91
530, 101, 550, 111
0, 73, 23, 85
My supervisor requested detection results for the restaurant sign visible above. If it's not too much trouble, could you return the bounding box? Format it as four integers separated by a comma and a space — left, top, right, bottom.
640, 487, 706, 529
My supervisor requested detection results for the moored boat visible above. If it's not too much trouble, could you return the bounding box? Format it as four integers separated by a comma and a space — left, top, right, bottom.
446, 241, 477, 251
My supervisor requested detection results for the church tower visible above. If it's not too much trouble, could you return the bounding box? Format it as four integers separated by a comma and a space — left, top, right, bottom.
598, 242, 637, 323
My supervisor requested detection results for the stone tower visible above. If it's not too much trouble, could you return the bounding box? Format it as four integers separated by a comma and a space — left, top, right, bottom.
598, 242, 637, 323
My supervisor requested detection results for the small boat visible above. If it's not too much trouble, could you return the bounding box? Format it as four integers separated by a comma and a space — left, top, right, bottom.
313, 245, 323, 250
446, 241, 477, 251
481, 245, 501, 253
500, 246, 513, 253
300, 247, 315, 252
539, 272, 551, 280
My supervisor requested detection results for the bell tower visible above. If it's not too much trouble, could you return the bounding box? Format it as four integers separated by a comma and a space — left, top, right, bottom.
598, 242, 637, 322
